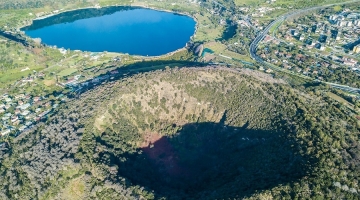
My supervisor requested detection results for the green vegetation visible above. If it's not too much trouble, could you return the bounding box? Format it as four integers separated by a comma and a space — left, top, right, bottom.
0, 0, 360, 199
57, 68, 77, 77
0, 68, 359, 199
333, 5, 343, 12
257, 3, 360, 88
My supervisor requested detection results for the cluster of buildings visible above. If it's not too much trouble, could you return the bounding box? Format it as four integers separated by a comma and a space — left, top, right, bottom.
341, 57, 358, 67
329, 12, 360, 28
283, 10, 360, 54
264, 49, 328, 75
252, 7, 277, 17
0, 66, 123, 138
61, 74, 82, 87
15, 70, 45, 88
1, 53, 125, 138
0, 93, 64, 137
59, 68, 123, 95
353, 45, 360, 53
273, 9, 360, 75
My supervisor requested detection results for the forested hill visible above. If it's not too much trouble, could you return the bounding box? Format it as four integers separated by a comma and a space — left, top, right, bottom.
0, 67, 359, 199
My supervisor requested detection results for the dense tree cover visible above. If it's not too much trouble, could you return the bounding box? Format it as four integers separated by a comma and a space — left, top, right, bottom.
0, 67, 359, 199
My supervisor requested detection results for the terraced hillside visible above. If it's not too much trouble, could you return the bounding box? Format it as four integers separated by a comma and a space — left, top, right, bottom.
0, 67, 359, 199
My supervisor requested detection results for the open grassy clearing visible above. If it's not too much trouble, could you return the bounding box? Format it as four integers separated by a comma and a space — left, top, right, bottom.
234, 0, 263, 6
193, 12, 223, 42
204, 41, 253, 62
99, 0, 132, 6
328, 92, 355, 110
57, 68, 78, 77
43, 79, 56, 86
0, 65, 44, 84
60, 177, 86, 200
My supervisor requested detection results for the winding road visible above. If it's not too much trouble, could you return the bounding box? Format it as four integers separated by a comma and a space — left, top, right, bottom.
249, 1, 360, 96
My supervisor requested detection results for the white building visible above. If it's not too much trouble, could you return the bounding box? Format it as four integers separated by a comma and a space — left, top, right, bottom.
1, 129, 10, 136
21, 110, 30, 116
337, 21, 347, 26
19, 103, 30, 110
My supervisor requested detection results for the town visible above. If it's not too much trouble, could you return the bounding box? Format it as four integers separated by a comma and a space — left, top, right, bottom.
0, 62, 133, 138
0, 92, 63, 136
255, 6, 360, 88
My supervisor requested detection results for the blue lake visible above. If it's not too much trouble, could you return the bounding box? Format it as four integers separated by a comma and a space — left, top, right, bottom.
22, 7, 196, 56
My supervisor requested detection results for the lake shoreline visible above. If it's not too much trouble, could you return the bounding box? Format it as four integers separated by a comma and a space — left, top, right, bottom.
21, 5, 199, 58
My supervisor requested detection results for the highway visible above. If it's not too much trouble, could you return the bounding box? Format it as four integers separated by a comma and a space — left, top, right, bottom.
249, 1, 360, 96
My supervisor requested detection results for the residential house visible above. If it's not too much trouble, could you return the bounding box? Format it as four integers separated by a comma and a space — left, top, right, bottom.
25, 114, 35, 120
21, 110, 30, 116
25, 121, 33, 126
265, 68, 273, 73
15, 109, 21, 115
22, 77, 34, 82
19, 126, 27, 132
45, 102, 51, 107
62, 78, 77, 86
343, 58, 357, 67
2, 116, 10, 121
19, 103, 31, 110
1, 129, 10, 136
337, 21, 347, 27
33, 96, 41, 102
318, 35, 327, 43
353, 45, 360, 53
15, 94, 25, 99
37, 72, 45, 78
11, 116, 18, 123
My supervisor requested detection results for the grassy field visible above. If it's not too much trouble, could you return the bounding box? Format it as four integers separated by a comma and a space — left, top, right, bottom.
57, 68, 78, 77
234, 0, 262, 6
99, 0, 132, 6
268, 20, 283, 35
43, 79, 56, 86
193, 12, 223, 42
204, 42, 253, 62
328, 92, 355, 110
0, 65, 45, 84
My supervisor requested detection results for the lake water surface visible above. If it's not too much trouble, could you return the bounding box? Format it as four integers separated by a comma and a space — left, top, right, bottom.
22, 7, 196, 56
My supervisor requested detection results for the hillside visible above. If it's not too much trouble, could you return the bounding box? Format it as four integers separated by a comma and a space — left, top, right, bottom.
0, 67, 359, 199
